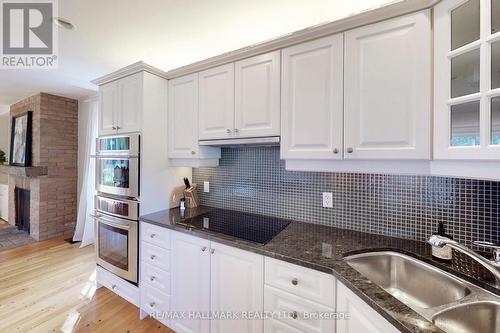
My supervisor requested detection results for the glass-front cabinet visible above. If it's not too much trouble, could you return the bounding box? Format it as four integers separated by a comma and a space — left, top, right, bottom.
434, 0, 500, 159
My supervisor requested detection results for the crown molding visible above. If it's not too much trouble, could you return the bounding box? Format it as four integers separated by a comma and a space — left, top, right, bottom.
91, 61, 168, 85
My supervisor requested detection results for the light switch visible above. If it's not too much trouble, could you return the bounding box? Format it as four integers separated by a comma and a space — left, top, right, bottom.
204, 181, 210, 193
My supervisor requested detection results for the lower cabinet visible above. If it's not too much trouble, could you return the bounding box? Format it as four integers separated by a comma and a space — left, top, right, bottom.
170, 231, 211, 333
170, 231, 264, 333
336, 282, 400, 333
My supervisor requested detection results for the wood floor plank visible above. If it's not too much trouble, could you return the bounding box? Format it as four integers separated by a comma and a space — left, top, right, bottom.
0, 237, 174, 333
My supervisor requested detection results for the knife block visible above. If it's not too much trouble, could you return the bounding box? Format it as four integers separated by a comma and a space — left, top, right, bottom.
184, 184, 200, 208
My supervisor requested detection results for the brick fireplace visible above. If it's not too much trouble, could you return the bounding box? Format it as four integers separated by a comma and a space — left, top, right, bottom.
5, 93, 78, 241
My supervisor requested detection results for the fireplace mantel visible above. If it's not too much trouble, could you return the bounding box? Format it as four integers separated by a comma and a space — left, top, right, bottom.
0, 164, 48, 178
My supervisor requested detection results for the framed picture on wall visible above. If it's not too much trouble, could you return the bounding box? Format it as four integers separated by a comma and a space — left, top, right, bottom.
9, 111, 33, 167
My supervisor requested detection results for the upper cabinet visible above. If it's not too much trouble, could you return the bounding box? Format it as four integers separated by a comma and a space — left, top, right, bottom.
344, 11, 431, 160
281, 34, 344, 160
434, 0, 500, 159
99, 72, 143, 136
197, 52, 281, 141
198, 63, 235, 140
168, 73, 221, 164
168, 73, 200, 158
234, 51, 281, 138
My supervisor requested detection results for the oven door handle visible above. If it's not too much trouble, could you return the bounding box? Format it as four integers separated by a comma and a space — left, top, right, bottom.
91, 214, 131, 231
95, 154, 139, 159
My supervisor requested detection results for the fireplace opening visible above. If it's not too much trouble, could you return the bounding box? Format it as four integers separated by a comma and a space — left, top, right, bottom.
15, 188, 30, 233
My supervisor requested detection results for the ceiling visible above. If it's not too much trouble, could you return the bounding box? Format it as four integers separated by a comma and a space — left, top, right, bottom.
0, 0, 394, 114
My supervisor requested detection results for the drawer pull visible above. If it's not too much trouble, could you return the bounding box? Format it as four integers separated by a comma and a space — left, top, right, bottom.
111, 284, 117, 290
149, 302, 156, 308
291, 278, 298, 286
150, 233, 156, 238
150, 255, 156, 260
291, 311, 298, 319
210, 248, 215, 254
201, 246, 207, 252
150, 276, 156, 282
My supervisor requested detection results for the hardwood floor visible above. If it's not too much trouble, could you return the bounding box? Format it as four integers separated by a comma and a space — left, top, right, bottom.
0, 237, 174, 333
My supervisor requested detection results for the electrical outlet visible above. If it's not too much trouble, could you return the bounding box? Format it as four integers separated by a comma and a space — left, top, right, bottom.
204, 181, 210, 193
322, 192, 333, 208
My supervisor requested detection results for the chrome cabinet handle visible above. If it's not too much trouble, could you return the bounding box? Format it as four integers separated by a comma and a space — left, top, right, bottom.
291, 311, 298, 319
150, 255, 156, 260
234, 128, 239, 133
291, 278, 298, 286
150, 276, 156, 281
116, 126, 121, 130
347, 147, 354, 153
191, 151, 196, 155
210, 248, 215, 254
333, 148, 339, 154
150, 302, 156, 308
150, 233, 156, 238
226, 129, 232, 134
111, 284, 117, 290
112, 126, 117, 130
201, 246, 207, 252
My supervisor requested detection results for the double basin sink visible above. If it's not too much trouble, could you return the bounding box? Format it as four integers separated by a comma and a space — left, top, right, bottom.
344, 251, 500, 333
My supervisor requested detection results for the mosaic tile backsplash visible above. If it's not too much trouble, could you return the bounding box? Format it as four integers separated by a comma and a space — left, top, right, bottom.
192, 147, 500, 247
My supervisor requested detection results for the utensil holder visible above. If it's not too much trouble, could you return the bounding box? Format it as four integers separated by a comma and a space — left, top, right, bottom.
184, 184, 199, 208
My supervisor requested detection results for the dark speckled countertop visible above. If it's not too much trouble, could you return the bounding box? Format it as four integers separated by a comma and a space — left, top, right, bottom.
140, 206, 500, 333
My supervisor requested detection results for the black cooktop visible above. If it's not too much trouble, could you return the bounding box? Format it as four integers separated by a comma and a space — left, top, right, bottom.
177, 209, 291, 244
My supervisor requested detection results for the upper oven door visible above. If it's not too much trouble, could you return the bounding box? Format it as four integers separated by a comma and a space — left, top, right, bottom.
96, 156, 139, 198
95, 195, 139, 221
97, 134, 140, 156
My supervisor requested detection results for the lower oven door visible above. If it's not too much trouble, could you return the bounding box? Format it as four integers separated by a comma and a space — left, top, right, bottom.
94, 214, 138, 283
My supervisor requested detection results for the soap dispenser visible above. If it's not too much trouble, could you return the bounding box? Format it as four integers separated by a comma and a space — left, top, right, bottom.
431, 222, 453, 261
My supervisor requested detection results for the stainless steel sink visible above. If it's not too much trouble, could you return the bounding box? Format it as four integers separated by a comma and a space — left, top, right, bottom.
432, 301, 500, 333
345, 251, 471, 309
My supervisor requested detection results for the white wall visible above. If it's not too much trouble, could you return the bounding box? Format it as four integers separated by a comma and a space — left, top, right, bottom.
0, 114, 9, 184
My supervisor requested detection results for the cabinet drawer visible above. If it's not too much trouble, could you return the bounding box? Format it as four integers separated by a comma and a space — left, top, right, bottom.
264, 319, 304, 333
141, 242, 171, 272
97, 266, 139, 307
141, 223, 171, 249
141, 261, 171, 295
265, 258, 335, 307
141, 283, 170, 315
264, 285, 334, 333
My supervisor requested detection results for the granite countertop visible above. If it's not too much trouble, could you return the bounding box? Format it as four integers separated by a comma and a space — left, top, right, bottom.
140, 206, 500, 333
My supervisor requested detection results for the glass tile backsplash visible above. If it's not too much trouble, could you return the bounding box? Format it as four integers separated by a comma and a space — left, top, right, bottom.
192, 147, 500, 247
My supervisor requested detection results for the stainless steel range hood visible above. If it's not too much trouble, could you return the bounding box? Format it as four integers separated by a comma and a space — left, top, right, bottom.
199, 136, 280, 147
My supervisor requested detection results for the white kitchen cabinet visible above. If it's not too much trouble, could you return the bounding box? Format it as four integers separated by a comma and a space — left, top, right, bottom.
98, 72, 143, 136
336, 282, 400, 333
344, 10, 431, 160
281, 34, 344, 160
234, 51, 281, 138
198, 63, 235, 140
434, 0, 500, 159
98, 81, 118, 136
210, 241, 264, 333
118, 73, 143, 134
170, 231, 211, 333
167, 73, 221, 164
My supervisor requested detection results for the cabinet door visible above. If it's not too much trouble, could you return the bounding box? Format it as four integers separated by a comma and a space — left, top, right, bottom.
210, 242, 264, 333
117, 73, 143, 134
170, 231, 211, 333
168, 73, 200, 158
281, 34, 344, 160
336, 282, 400, 333
199, 63, 235, 140
344, 11, 431, 159
98, 82, 118, 136
235, 51, 280, 138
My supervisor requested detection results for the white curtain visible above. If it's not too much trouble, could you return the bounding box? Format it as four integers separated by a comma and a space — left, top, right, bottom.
73, 96, 98, 247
